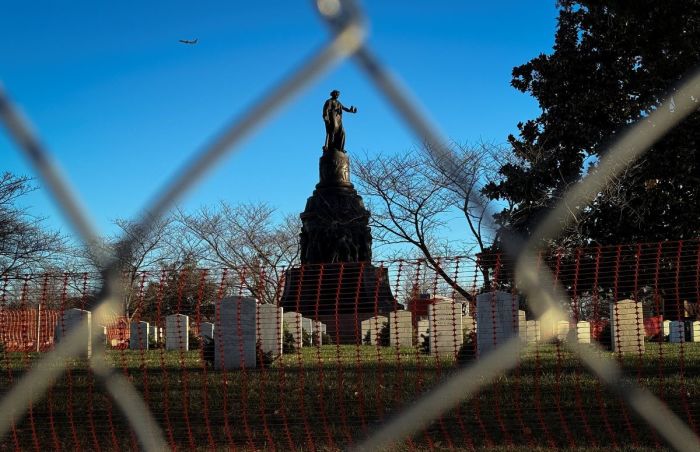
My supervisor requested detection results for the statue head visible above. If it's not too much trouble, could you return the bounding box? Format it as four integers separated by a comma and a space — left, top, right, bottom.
330, 90, 340, 98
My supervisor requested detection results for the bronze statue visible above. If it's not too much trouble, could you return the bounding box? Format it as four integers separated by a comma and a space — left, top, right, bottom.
323, 90, 357, 152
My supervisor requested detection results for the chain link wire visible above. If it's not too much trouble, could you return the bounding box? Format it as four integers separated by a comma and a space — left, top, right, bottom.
1, 0, 699, 450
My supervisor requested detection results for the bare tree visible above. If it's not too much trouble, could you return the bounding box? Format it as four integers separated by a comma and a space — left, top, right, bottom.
0, 173, 68, 277
355, 143, 501, 298
75, 215, 181, 318
178, 201, 300, 303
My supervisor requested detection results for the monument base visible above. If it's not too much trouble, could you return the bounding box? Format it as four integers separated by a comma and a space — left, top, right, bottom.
279, 262, 396, 343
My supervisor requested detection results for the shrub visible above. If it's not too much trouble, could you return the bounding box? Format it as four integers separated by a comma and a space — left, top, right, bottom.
202, 336, 215, 366
321, 332, 332, 345
282, 327, 296, 353
189, 330, 202, 350
363, 322, 389, 346
457, 331, 477, 364
256, 340, 275, 368
420, 329, 430, 354
302, 328, 312, 347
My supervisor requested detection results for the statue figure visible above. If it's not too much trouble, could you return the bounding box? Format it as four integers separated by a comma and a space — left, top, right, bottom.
323, 90, 357, 152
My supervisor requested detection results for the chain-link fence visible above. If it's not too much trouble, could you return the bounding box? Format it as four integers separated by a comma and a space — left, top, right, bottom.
2, 0, 700, 450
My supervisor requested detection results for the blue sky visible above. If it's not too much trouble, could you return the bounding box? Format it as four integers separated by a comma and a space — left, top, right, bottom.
1, 1, 559, 240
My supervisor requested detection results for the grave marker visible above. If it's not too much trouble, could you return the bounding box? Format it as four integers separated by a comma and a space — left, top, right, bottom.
199, 322, 215, 340
610, 299, 645, 355
526, 320, 541, 344
691, 321, 700, 342
55, 308, 92, 358
361, 315, 388, 345
389, 311, 412, 347
283, 312, 303, 349
215, 297, 257, 369
556, 321, 570, 341
576, 321, 591, 344
428, 300, 463, 357
130, 321, 149, 350
166, 314, 189, 351
476, 291, 518, 356
257, 304, 283, 357
669, 320, 685, 343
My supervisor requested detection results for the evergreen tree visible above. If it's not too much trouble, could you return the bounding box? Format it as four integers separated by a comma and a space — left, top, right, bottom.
485, 0, 700, 248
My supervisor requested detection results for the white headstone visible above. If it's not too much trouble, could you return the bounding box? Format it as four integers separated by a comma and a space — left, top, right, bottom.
389, 311, 412, 347
518, 310, 527, 342
428, 300, 463, 357
526, 320, 541, 344
215, 297, 257, 369
56, 308, 92, 358
361, 315, 388, 345
199, 322, 215, 340
663, 320, 671, 338
166, 314, 189, 351
130, 321, 149, 350
691, 321, 700, 342
301, 317, 313, 334
556, 321, 571, 341
576, 321, 591, 344
669, 321, 685, 343
257, 304, 283, 357
283, 312, 303, 349
476, 291, 518, 356
610, 299, 645, 355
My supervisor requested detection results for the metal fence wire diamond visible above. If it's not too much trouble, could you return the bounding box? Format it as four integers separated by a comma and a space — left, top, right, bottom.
0, 0, 699, 450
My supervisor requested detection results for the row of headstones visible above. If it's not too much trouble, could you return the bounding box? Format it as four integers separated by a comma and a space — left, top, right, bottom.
130, 309, 328, 352
54, 309, 192, 357
362, 293, 700, 358
53, 302, 329, 366
661, 319, 700, 343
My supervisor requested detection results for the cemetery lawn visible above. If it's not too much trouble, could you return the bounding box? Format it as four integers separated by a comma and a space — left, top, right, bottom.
2, 342, 699, 450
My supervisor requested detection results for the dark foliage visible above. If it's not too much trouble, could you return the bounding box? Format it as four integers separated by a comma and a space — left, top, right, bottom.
485, 1, 700, 248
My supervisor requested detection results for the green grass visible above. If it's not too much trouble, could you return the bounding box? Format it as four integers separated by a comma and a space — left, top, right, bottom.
1, 342, 699, 450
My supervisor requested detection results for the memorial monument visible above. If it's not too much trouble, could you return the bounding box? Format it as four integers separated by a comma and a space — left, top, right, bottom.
280, 90, 396, 343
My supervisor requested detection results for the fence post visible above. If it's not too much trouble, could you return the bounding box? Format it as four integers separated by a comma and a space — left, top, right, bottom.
36, 303, 41, 353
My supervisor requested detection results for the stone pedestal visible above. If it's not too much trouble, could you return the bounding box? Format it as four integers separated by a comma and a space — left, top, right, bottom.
280, 263, 395, 343
280, 147, 395, 343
